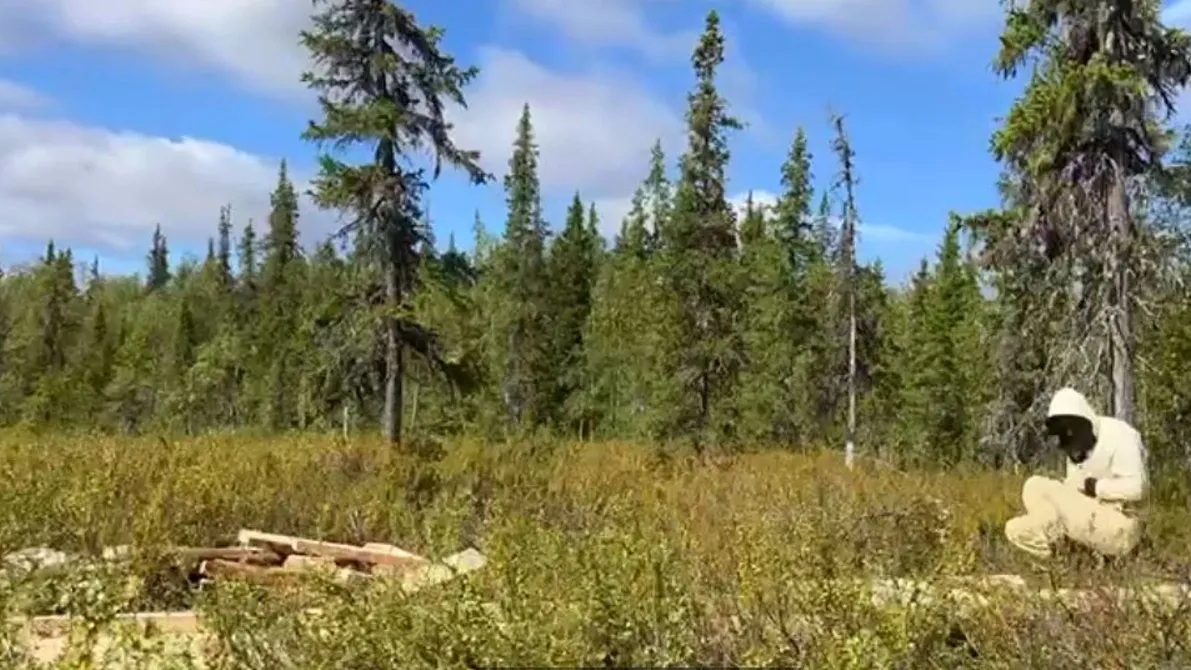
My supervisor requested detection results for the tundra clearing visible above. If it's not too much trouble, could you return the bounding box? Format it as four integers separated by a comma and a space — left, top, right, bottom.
1, 433, 1190, 667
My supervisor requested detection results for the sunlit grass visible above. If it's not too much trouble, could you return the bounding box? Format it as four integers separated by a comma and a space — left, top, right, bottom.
1, 432, 1189, 667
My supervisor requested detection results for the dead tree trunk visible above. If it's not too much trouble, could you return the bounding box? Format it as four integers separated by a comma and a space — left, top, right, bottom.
383, 262, 403, 445
1107, 164, 1135, 424
832, 113, 859, 469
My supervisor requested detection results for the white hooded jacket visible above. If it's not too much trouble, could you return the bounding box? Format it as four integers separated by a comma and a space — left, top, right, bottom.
1047, 387, 1148, 507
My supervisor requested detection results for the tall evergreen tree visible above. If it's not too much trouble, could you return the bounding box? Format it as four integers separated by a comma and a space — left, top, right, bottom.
643, 139, 671, 252
546, 192, 600, 431
774, 127, 815, 259
616, 188, 650, 258
81, 262, 114, 418
216, 206, 234, 289
990, 0, 1191, 424
300, 0, 489, 444
493, 104, 551, 427
146, 225, 170, 292
259, 161, 303, 429
658, 10, 744, 446
737, 189, 803, 443
901, 219, 987, 466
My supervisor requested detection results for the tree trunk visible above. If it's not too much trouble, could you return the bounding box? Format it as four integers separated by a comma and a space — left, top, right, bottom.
383, 264, 403, 445
845, 266, 856, 469
1107, 168, 1135, 424
1105, 164, 1133, 423
407, 379, 419, 434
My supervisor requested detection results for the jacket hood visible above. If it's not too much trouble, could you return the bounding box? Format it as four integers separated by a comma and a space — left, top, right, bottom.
1047, 387, 1099, 437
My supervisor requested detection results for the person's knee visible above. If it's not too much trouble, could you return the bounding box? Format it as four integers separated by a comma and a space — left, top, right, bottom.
1024, 475, 1057, 494
1005, 515, 1053, 556
1022, 475, 1059, 509
1004, 515, 1028, 542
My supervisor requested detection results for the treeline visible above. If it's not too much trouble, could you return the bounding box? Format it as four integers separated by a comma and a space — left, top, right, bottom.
3, 2, 1191, 476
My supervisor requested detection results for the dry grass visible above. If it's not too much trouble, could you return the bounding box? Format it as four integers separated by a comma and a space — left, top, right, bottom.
1, 432, 1190, 667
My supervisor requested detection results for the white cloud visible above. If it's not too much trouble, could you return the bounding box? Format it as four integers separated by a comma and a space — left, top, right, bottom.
0, 79, 52, 110
0, 2, 687, 230
589, 196, 635, 240
726, 189, 932, 244
745, 0, 1000, 51
0, 112, 333, 254
595, 189, 931, 249
0, 0, 311, 97
506, 0, 694, 61
505, 0, 999, 58
0, 43, 683, 257
502, 0, 768, 141
728, 190, 779, 220
452, 47, 684, 203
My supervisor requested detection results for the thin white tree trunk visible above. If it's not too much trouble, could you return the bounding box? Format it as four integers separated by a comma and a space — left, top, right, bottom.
846, 280, 856, 468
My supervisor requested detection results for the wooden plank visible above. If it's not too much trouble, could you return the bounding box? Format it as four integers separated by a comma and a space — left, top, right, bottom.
20, 611, 201, 638
28, 631, 211, 667
362, 542, 422, 560
200, 559, 306, 586
200, 558, 369, 585
170, 546, 283, 566
282, 554, 337, 572
236, 530, 429, 569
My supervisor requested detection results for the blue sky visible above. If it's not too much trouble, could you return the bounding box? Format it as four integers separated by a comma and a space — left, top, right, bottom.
0, 0, 1186, 283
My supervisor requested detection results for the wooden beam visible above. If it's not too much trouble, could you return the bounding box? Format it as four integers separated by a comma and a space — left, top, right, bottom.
235, 530, 429, 571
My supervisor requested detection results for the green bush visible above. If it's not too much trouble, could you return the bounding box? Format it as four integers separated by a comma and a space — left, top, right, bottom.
0, 434, 1189, 667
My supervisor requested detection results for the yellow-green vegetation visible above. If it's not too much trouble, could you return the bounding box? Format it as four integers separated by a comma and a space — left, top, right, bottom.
1, 433, 1190, 668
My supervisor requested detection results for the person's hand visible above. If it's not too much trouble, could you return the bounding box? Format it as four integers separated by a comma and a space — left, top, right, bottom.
1082, 477, 1097, 497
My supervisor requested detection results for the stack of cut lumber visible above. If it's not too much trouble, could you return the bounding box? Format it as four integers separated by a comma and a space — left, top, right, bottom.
184, 529, 485, 592
14, 533, 487, 665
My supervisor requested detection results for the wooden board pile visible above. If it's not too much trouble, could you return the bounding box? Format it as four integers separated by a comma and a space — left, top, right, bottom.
16, 532, 486, 665
182, 529, 486, 592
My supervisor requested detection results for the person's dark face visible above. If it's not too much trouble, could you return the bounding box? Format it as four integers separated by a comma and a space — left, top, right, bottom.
1046, 414, 1095, 463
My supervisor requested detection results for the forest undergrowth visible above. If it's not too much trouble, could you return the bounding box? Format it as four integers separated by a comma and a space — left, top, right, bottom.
0, 433, 1189, 667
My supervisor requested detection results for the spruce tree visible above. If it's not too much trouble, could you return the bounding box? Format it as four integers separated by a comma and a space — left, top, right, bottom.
146, 225, 170, 292
492, 104, 552, 428
216, 206, 234, 289
736, 189, 802, 443
546, 192, 600, 430
300, 0, 489, 444
991, 0, 1191, 423
259, 161, 303, 429
660, 10, 744, 446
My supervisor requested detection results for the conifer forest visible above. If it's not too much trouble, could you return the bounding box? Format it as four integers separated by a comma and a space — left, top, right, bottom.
6, 2, 1191, 472
6, 0, 1191, 666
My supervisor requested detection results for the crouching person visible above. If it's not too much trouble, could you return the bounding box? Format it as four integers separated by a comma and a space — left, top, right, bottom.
1005, 387, 1147, 559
